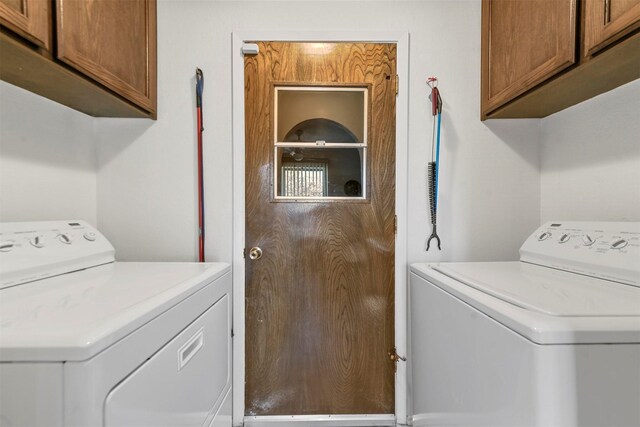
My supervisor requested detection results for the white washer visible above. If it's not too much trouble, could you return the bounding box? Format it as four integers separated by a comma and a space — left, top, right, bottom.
0, 221, 232, 427
409, 221, 640, 427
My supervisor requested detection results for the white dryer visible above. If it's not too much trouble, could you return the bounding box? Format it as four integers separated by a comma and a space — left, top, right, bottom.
410, 221, 640, 427
0, 221, 232, 427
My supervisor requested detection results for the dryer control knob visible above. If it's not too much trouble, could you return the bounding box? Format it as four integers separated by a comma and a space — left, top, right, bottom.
30, 235, 45, 248
582, 234, 595, 246
0, 241, 15, 252
83, 232, 97, 242
58, 234, 73, 245
558, 233, 571, 244
537, 232, 552, 241
610, 239, 628, 250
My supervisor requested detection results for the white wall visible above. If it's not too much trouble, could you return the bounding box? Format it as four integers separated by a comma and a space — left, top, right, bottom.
96, 0, 541, 263
540, 79, 640, 222
0, 81, 97, 225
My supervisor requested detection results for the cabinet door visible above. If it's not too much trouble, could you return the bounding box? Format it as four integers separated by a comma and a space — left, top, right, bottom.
481, 0, 577, 116
0, 0, 49, 49
583, 0, 640, 56
56, 0, 156, 114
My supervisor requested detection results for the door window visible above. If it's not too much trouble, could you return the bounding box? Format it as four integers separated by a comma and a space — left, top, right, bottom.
274, 86, 367, 200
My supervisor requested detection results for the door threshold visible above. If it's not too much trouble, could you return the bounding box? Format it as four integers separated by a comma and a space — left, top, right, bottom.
244, 414, 396, 426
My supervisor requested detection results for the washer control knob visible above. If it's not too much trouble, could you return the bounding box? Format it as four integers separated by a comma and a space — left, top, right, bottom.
537, 232, 552, 241
58, 234, 73, 245
0, 241, 15, 252
582, 234, 595, 246
83, 232, 97, 242
30, 235, 45, 248
611, 239, 628, 250
558, 233, 571, 244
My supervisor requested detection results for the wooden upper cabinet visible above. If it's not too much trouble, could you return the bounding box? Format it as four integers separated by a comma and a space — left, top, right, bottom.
0, 0, 50, 49
56, 0, 156, 114
583, 0, 640, 56
481, 0, 577, 116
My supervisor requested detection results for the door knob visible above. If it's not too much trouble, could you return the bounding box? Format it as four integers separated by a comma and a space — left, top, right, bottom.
249, 247, 262, 260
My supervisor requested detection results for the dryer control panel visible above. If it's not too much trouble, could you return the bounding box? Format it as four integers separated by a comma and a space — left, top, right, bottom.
520, 221, 640, 287
0, 221, 115, 289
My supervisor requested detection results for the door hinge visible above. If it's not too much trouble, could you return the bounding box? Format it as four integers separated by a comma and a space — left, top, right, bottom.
394, 215, 398, 235
395, 74, 399, 96
243, 248, 246, 259
389, 346, 406, 373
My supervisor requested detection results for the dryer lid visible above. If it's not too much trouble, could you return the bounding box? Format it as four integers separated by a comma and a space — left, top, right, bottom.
433, 262, 640, 317
0, 262, 230, 362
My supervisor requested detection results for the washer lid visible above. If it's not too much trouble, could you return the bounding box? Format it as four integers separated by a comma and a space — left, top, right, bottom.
433, 262, 640, 317
0, 262, 230, 362
412, 262, 640, 344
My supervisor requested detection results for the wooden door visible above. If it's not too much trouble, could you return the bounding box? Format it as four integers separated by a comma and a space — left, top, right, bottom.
56, 0, 157, 114
481, 0, 577, 117
244, 42, 396, 416
583, 0, 640, 57
0, 0, 50, 49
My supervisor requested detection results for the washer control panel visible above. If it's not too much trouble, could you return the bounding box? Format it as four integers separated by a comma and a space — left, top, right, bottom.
0, 221, 115, 289
520, 222, 640, 286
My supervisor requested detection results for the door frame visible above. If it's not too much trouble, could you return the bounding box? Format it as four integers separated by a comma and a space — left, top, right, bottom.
231, 31, 410, 427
